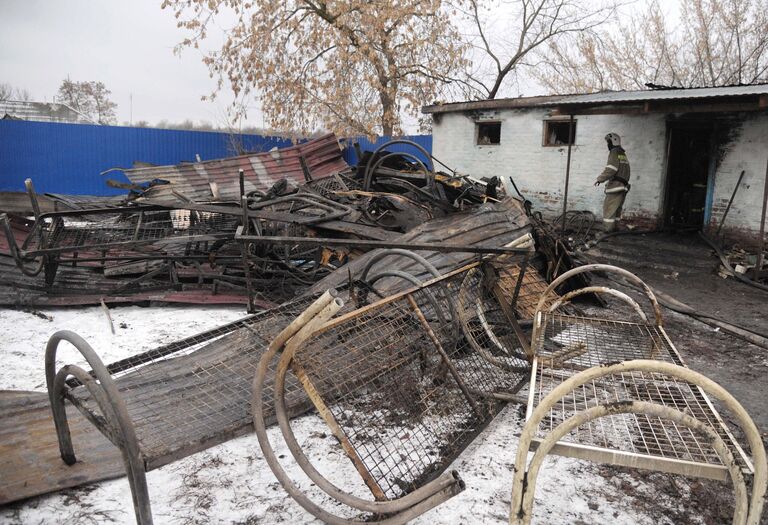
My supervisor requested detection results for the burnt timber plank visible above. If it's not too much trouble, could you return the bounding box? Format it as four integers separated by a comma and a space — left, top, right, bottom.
0, 391, 124, 505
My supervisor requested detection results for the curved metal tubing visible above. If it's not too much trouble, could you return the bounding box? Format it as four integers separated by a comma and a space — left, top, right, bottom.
366, 270, 423, 289
511, 401, 749, 525
361, 248, 441, 285
274, 322, 462, 514
252, 296, 462, 524
364, 151, 433, 193
45, 330, 152, 525
510, 360, 767, 525
548, 286, 648, 322
534, 263, 663, 326
0, 213, 45, 277
363, 139, 435, 192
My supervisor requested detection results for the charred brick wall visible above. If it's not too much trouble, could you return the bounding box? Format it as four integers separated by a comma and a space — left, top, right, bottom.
431, 108, 766, 239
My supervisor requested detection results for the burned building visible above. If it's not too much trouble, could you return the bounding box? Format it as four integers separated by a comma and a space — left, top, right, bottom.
423, 85, 768, 245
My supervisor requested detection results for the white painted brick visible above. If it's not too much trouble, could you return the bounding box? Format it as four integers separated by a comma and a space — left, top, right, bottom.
432, 108, 767, 236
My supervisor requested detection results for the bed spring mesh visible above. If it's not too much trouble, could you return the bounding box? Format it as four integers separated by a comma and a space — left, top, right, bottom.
289, 264, 530, 500
529, 313, 752, 473
65, 291, 358, 468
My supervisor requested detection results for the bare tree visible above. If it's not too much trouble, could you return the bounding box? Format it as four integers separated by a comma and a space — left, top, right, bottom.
56, 79, 118, 124
536, 0, 768, 92
162, 0, 468, 137
0, 83, 32, 101
454, 0, 621, 100
0, 83, 12, 102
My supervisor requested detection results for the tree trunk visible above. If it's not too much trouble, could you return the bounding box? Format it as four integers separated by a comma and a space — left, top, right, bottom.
380, 93, 395, 136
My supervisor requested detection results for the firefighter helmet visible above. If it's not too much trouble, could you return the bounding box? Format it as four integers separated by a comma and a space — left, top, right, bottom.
605, 132, 621, 147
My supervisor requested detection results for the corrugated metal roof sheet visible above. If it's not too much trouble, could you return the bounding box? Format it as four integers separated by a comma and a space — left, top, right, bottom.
120, 133, 349, 202
542, 84, 768, 106
422, 84, 768, 113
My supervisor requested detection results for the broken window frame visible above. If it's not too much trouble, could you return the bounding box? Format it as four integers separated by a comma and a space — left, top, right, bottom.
542, 118, 577, 147
476, 121, 502, 146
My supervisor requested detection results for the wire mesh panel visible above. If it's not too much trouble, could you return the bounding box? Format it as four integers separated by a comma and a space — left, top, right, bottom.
528, 312, 753, 478
65, 293, 329, 469
289, 264, 530, 500
24, 206, 241, 256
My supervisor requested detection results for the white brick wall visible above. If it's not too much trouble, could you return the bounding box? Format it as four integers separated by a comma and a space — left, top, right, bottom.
432, 109, 668, 223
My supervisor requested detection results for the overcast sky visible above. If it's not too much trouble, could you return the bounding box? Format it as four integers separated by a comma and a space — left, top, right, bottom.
0, 0, 264, 128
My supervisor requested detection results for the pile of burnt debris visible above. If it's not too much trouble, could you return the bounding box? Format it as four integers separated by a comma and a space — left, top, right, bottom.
0, 133, 585, 308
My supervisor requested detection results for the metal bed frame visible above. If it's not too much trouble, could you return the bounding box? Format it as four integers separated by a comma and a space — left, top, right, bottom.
252, 260, 534, 523
512, 263, 766, 524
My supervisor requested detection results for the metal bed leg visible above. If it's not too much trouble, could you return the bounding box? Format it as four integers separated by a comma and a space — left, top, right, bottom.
45, 331, 153, 525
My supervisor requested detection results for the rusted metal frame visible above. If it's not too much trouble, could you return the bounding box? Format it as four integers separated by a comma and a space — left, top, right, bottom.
407, 294, 483, 418
755, 156, 768, 281
716, 170, 746, 236
235, 228, 534, 256
254, 294, 464, 523
511, 401, 749, 525
45, 330, 151, 524
515, 360, 767, 525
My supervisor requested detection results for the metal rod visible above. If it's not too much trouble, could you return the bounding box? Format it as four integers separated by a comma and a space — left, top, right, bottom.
235, 230, 533, 255
755, 158, 768, 282
240, 198, 256, 313
717, 170, 746, 236
299, 155, 313, 182
407, 295, 483, 418
561, 115, 574, 237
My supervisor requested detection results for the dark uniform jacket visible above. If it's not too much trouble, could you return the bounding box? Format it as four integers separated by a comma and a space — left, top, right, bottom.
596, 146, 631, 193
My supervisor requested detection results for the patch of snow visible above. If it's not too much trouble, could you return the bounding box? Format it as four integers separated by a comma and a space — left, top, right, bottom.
0, 305, 718, 524
0, 305, 246, 391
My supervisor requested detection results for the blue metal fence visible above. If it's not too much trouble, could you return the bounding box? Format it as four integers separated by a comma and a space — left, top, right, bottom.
0, 120, 432, 196
0, 120, 294, 196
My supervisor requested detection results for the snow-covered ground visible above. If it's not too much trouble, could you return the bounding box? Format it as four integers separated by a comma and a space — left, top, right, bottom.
0, 305, 717, 524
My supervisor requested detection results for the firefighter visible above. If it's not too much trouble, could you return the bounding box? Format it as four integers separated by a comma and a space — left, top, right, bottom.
594, 132, 631, 232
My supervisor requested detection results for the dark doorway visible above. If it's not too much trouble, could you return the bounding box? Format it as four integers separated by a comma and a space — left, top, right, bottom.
664, 123, 714, 228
